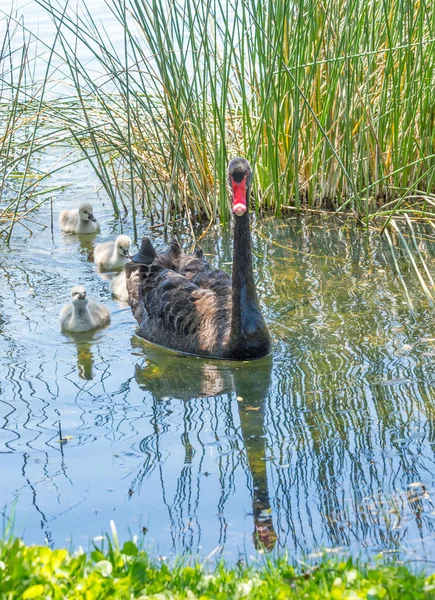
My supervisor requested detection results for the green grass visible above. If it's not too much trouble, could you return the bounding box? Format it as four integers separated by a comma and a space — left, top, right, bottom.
1, 533, 435, 599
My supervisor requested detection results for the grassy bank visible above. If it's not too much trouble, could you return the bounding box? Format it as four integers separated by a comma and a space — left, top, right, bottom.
1, 535, 435, 599
2, 0, 435, 239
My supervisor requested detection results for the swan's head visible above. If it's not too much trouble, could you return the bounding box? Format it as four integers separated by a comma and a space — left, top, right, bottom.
115, 235, 132, 258
71, 285, 88, 306
228, 157, 252, 217
78, 203, 97, 223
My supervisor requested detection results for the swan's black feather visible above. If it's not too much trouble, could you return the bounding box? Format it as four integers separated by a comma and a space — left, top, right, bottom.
126, 221, 270, 359
125, 239, 232, 355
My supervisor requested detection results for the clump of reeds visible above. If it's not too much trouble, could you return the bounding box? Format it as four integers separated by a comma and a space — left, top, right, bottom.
3, 0, 435, 240
31, 0, 435, 235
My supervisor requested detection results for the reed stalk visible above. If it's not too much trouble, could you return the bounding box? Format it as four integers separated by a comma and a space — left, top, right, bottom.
2, 0, 435, 239
27, 0, 435, 228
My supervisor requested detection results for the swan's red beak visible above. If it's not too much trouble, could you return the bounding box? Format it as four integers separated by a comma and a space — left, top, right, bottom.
231, 177, 247, 216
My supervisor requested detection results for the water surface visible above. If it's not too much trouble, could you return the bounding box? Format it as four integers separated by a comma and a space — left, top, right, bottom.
2, 166, 435, 563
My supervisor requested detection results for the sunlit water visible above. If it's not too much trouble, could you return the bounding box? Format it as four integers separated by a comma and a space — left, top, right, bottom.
3, 150, 435, 563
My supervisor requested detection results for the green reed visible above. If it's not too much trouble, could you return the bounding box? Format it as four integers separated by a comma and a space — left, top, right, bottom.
26, 0, 435, 233
2, 0, 435, 240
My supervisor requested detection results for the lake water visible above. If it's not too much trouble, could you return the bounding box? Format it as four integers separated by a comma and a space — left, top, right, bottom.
1, 0, 126, 88
3, 146, 435, 562
3, 0, 435, 566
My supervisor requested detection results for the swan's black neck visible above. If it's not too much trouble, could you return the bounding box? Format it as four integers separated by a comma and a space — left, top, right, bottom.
229, 203, 271, 359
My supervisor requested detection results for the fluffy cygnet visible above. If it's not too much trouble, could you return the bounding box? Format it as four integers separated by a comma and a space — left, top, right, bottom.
111, 271, 129, 302
59, 202, 99, 234
94, 235, 131, 271
59, 285, 110, 332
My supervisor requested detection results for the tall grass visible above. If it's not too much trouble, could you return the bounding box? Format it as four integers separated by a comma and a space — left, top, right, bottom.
2, 0, 435, 237
28, 0, 435, 234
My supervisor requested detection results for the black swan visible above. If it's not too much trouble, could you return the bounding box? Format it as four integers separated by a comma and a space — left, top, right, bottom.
125, 157, 271, 360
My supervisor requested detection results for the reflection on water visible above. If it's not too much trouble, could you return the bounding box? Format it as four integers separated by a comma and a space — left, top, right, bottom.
63, 333, 97, 381
135, 344, 277, 551
3, 196, 435, 562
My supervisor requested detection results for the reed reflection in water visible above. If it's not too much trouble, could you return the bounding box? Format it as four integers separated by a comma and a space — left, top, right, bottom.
3, 200, 435, 560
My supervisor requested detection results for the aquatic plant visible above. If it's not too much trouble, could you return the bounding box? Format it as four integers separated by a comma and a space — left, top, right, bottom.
32, 0, 435, 235
2, 0, 435, 259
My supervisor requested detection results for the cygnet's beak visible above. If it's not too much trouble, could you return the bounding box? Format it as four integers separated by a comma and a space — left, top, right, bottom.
123, 249, 130, 257
78, 292, 86, 300
88, 214, 97, 222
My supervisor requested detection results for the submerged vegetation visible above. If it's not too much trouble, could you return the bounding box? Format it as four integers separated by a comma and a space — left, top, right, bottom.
2, 0, 435, 237
1, 531, 435, 599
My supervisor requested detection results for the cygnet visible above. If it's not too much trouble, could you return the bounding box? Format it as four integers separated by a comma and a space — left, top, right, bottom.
59, 285, 110, 332
59, 202, 99, 234
93, 235, 131, 271
111, 271, 129, 302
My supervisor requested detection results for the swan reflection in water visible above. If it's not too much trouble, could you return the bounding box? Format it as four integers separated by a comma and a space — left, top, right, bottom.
133, 337, 278, 552
62, 332, 96, 380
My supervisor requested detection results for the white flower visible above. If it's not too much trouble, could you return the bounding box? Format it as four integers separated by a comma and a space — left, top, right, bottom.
237, 581, 253, 597
346, 569, 357, 583
94, 560, 113, 577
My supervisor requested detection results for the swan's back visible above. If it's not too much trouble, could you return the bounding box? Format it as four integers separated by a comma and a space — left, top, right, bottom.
59, 208, 80, 233
93, 240, 114, 264
93, 235, 131, 270
126, 238, 232, 357
87, 298, 111, 328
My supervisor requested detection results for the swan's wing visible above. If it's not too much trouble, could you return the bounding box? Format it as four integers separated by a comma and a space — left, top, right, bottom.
126, 256, 232, 354
87, 299, 111, 325
125, 263, 148, 322
155, 238, 183, 269
126, 258, 203, 331
174, 248, 231, 292
143, 266, 202, 335
59, 209, 76, 232
93, 241, 112, 261
191, 266, 231, 292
